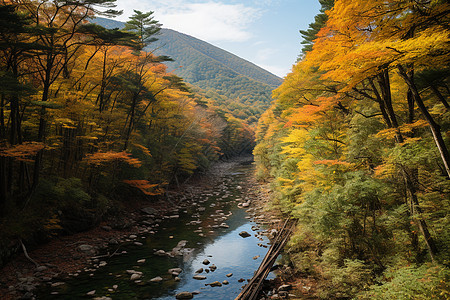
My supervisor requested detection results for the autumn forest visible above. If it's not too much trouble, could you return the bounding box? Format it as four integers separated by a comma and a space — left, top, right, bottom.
0, 0, 449, 299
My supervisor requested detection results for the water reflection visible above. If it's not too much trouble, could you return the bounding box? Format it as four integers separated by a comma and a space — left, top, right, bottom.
37, 164, 271, 299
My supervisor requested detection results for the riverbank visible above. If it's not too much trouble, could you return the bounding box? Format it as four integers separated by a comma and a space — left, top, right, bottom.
0, 156, 290, 299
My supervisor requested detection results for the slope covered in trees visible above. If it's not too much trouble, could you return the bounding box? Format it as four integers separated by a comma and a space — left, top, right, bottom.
254, 0, 449, 298
91, 17, 282, 124
0, 1, 258, 264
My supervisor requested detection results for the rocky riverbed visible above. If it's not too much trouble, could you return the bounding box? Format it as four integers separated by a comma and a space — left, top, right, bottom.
0, 157, 297, 300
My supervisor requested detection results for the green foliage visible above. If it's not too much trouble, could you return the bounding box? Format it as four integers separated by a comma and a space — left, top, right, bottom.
299, 0, 334, 57
358, 264, 450, 300
254, 1, 450, 298
123, 10, 161, 47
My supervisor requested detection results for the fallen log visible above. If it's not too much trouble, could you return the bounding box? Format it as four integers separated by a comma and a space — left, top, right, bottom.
235, 219, 296, 300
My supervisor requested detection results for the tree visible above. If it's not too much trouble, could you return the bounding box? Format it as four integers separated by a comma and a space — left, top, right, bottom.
298, 0, 334, 57
123, 10, 161, 49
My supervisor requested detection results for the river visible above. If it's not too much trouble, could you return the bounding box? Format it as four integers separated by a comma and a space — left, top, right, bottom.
37, 161, 273, 299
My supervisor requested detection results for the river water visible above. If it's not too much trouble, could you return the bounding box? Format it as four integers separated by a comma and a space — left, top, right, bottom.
38, 162, 273, 299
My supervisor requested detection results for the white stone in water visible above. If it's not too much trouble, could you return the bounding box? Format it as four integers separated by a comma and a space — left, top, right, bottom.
154, 250, 166, 256
168, 268, 183, 274
113, 285, 118, 290
193, 275, 207, 280
130, 273, 141, 281
137, 259, 146, 264
129, 235, 137, 239
149, 276, 163, 282
86, 290, 96, 296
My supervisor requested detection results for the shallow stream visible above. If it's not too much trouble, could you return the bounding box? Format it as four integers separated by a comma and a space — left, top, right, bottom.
38, 162, 273, 299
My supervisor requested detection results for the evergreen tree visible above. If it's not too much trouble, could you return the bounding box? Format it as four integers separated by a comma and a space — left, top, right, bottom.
123, 10, 161, 49
298, 0, 334, 58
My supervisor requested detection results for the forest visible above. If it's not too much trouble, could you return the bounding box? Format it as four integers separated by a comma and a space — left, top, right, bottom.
254, 0, 450, 298
0, 0, 449, 299
0, 0, 256, 265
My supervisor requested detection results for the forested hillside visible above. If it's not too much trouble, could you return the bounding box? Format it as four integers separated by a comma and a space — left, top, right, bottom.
0, 1, 257, 264
92, 17, 281, 125
254, 0, 449, 298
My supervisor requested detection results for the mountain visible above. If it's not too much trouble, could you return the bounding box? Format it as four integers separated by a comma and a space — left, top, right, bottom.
90, 17, 282, 122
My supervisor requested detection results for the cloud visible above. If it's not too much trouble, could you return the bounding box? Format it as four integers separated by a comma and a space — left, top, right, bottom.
257, 63, 289, 78
114, 1, 261, 43
255, 48, 277, 61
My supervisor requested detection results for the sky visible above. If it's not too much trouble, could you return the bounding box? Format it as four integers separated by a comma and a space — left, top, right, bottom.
112, 0, 321, 78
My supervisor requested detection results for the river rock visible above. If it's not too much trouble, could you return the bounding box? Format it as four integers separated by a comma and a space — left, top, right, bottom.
130, 273, 141, 281
137, 259, 146, 264
108, 238, 119, 245
149, 276, 163, 282
202, 259, 210, 265
168, 268, 183, 275
141, 207, 157, 215
86, 290, 96, 296
174, 276, 181, 282
175, 291, 194, 299
154, 250, 166, 256
35, 265, 48, 273
101, 225, 112, 231
78, 244, 96, 255
278, 284, 292, 291
134, 242, 143, 246
222, 280, 229, 285
226, 273, 233, 277
51, 282, 65, 287
239, 231, 251, 238
208, 281, 222, 287
171, 240, 188, 256
209, 264, 217, 271
195, 268, 203, 273
93, 297, 112, 300
193, 275, 207, 280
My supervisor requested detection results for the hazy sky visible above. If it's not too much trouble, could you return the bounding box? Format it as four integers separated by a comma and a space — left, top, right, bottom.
113, 0, 321, 78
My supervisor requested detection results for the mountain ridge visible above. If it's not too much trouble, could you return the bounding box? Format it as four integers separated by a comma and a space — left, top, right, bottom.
90, 17, 280, 122
91, 17, 281, 88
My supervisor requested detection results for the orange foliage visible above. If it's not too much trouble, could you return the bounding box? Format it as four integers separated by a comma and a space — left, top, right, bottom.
84, 151, 142, 167
122, 180, 163, 195
0, 142, 45, 162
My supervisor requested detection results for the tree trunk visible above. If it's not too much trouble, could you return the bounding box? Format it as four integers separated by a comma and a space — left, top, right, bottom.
403, 168, 438, 262
398, 65, 450, 178
430, 84, 449, 110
